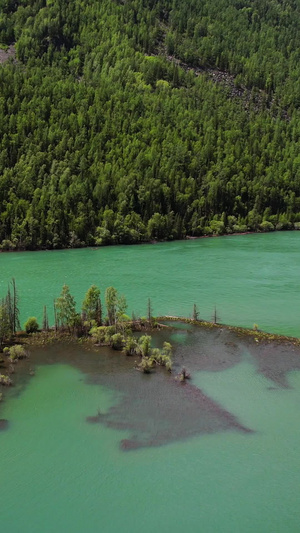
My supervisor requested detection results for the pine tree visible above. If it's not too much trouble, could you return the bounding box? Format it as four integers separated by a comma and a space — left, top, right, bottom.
12, 278, 20, 334
82, 285, 102, 326
5, 279, 20, 335
55, 285, 77, 330
0, 300, 11, 348
105, 286, 118, 326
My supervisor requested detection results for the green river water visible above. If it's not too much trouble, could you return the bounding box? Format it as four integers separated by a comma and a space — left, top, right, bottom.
1, 232, 300, 532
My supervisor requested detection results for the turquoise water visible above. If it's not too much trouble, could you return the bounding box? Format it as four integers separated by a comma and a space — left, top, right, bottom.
1, 231, 300, 336
1, 232, 300, 532
2, 348, 300, 532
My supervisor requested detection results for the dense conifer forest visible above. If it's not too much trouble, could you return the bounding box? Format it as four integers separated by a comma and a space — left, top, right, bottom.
1, 0, 300, 249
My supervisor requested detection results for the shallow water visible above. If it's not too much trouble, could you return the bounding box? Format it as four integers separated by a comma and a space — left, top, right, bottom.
1, 327, 300, 532
1, 233, 300, 532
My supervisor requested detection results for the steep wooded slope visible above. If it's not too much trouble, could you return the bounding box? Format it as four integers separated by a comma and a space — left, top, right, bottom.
0, 0, 300, 249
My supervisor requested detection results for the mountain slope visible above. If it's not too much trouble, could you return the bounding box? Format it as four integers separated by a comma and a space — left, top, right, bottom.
0, 0, 300, 249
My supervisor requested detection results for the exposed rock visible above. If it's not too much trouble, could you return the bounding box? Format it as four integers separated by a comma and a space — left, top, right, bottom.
0, 45, 16, 65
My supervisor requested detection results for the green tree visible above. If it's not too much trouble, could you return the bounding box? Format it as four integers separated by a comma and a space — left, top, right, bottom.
105, 286, 118, 326
0, 301, 10, 349
105, 287, 127, 327
116, 294, 128, 326
162, 341, 172, 359
24, 316, 39, 334
124, 336, 138, 356
138, 335, 152, 357
55, 285, 77, 330
82, 285, 102, 326
111, 333, 123, 350
5, 278, 20, 335
1, 0, 300, 250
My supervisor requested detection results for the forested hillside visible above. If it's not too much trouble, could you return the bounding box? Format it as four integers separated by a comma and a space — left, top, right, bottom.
1, 0, 300, 249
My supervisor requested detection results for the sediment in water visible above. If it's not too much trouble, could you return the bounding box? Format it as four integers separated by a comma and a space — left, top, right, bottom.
2, 320, 300, 450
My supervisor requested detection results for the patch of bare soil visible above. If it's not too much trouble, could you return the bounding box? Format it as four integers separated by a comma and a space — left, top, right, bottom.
0, 45, 16, 64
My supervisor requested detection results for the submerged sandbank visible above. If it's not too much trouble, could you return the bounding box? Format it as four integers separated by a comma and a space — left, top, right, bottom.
1, 321, 300, 450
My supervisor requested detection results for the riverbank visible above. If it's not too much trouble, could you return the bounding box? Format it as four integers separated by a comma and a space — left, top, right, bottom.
1, 226, 300, 253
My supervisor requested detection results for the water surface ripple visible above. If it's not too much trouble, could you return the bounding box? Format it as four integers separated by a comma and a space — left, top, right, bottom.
1, 231, 300, 336
1, 233, 300, 532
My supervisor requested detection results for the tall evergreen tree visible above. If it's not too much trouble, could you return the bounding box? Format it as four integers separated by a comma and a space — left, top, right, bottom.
55, 285, 77, 330
82, 285, 102, 326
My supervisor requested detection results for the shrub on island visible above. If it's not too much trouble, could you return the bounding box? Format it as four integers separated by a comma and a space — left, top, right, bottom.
24, 317, 39, 334
3, 344, 27, 362
0, 374, 12, 386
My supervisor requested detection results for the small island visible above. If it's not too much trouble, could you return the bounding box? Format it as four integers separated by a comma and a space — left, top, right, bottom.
0, 279, 176, 393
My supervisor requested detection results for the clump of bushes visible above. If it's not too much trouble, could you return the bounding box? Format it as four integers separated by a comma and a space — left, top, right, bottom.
111, 333, 123, 350
0, 239, 16, 251
3, 344, 27, 362
24, 317, 39, 334
138, 357, 154, 373
136, 339, 173, 373
90, 327, 173, 373
0, 374, 12, 386
124, 336, 138, 356
232, 224, 248, 233
259, 221, 274, 232
90, 326, 115, 344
